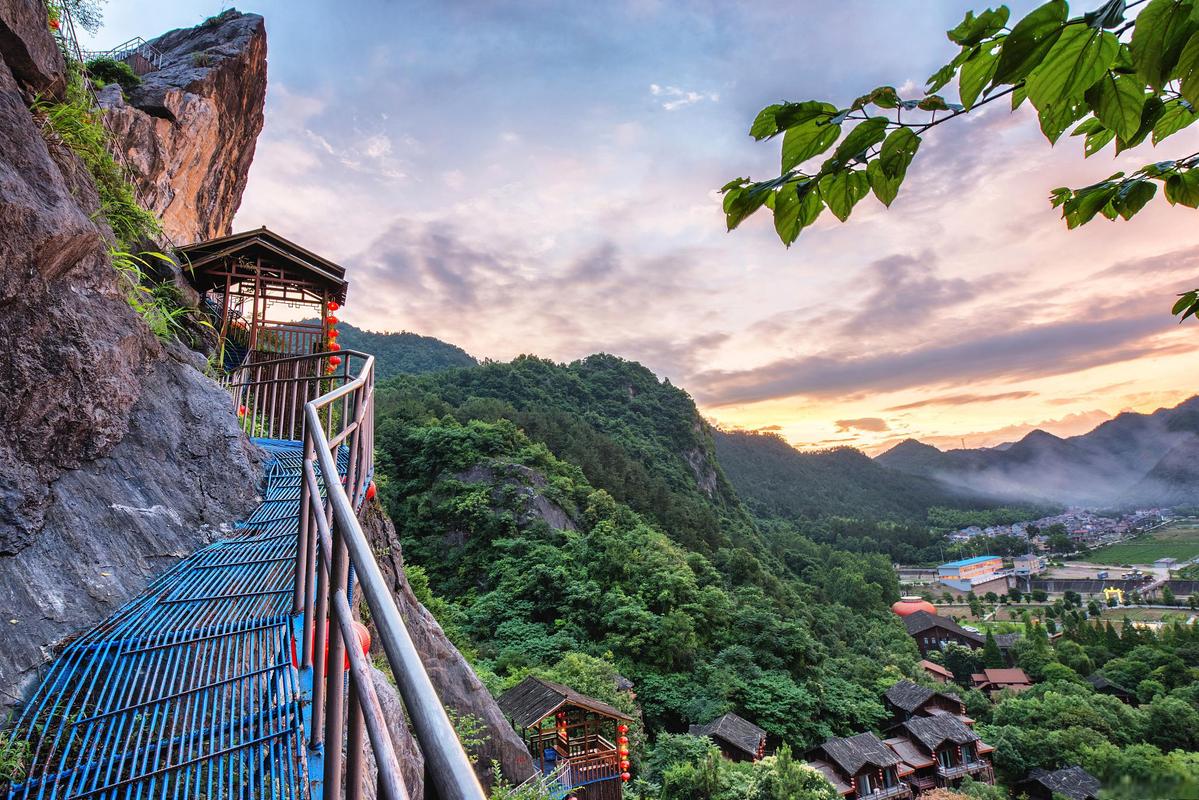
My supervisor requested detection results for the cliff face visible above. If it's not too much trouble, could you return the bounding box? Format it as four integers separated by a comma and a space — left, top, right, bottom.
99, 10, 267, 243
0, 2, 260, 708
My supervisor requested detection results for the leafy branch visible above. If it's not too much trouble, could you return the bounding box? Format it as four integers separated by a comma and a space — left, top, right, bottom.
724, 0, 1199, 320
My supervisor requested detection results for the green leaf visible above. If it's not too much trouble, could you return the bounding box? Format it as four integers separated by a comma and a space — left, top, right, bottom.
781, 120, 841, 172
1012, 84, 1029, 109
1038, 96, 1091, 143
866, 159, 902, 207
1153, 98, 1199, 143
994, 0, 1068, 85
1164, 169, 1199, 207
948, 6, 1011, 47
1086, 126, 1117, 156
723, 184, 771, 230
772, 182, 804, 245
1174, 290, 1199, 318
831, 117, 889, 164
1071, 117, 1105, 136
879, 127, 922, 180
1177, 30, 1199, 106
1089, 71, 1146, 140
1063, 183, 1120, 227
750, 104, 783, 140
1129, 0, 1197, 90
1116, 96, 1166, 153
1112, 179, 1158, 219
1084, 0, 1127, 29
960, 42, 1001, 110
819, 170, 870, 222
854, 86, 899, 110
1026, 26, 1119, 113
918, 94, 950, 111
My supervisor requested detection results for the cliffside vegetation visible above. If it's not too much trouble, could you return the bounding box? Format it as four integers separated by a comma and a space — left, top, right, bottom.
302, 321, 477, 379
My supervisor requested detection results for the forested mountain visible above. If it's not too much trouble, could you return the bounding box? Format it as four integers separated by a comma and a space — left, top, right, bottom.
876, 396, 1199, 507
371, 354, 918, 751
306, 321, 477, 379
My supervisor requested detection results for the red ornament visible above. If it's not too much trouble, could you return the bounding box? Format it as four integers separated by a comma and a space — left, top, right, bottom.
327, 301, 340, 311
289, 620, 371, 670
328, 342, 341, 351
366, 481, 377, 501
620, 759, 630, 770
617, 724, 629, 734
620, 772, 630, 783
49, 18, 60, 30
617, 736, 628, 745
326, 315, 339, 325
237, 405, 247, 418
328, 328, 339, 338
325, 365, 336, 375
328, 355, 342, 367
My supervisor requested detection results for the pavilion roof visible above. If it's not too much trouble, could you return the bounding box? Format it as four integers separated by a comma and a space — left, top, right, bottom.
497, 676, 632, 729
689, 713, 766, 759
176, 226, 348, 302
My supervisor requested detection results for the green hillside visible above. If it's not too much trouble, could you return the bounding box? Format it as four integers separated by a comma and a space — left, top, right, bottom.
312, 321, 476, 379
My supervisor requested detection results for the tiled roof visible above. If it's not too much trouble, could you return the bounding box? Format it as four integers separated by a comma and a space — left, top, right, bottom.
902, 611, 984, 643
689, 712, 766, 759
819, 732, 901, 776
1020, 766, 1101, 800
497, 676, 632, 729
900, 714, 979, 752
884, 680, 962, 714
883, 736, 935, 770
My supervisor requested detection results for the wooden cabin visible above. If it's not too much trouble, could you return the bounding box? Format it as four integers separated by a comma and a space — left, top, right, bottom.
807, 732, 912, 799
970, 667, 1033, 697
885, 715, 994, 793
689, 712, 766, 762
918, 660, 953, 684
1016, 766, 1101, 800
498, 677, 633, 800
176, 227, 348, 372
883, 681, 969, 725
902, 611, 984, 657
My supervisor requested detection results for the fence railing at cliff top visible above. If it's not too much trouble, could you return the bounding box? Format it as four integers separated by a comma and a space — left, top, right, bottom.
223, 352, 487, 800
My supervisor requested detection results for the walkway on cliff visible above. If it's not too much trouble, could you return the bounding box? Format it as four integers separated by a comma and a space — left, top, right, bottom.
3, 440, 318, 800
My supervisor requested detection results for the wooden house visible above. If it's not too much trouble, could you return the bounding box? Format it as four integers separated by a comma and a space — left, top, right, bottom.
883, 681, 971, 727
1086, 673, 1137, 705
498, 676, 633, 800
689, 712, 766, 762
918, 660, 953, 684
806, 732, 912, 799
885, 715, 994, 793
970, 667, 1032, 697
1016, 766, 1101, 800
902, 611, 983, 657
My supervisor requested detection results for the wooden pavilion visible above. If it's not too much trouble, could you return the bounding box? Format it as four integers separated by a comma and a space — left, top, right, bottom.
689, 712, 767, 762
176, 227, 348, 371
498, 677, 633, 799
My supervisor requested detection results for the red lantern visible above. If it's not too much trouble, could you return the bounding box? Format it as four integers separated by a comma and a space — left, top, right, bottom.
325, 365, 336, 375
366, 481, 377, 501
290, 620, 371, 670
617, 736, 628, 745
237, 405, 247, 418
620, 760, 630, 770
49, 18, 60, 30
327, 301, 340, 311
617, 724, 628, 734
328, 355, 342, 367
620, 772, 630, 782
326, 315, 339, 325
328, 342, 341, 351
328, 328, 339, 338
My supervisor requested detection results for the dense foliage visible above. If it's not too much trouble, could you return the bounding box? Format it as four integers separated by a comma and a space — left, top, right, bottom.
311, 322, 476, 379
372, 356, 920, 757
723, 0, 1199, 322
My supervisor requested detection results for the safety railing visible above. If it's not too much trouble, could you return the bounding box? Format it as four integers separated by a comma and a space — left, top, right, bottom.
80, 36, 164, 74
226, 349, 486, 800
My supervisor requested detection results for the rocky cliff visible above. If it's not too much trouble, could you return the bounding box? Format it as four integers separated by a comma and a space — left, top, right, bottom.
99, 9, 267, 243
0, 2, 261, 709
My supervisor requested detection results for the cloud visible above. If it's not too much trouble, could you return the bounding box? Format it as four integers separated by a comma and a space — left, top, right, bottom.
757, 424, 783, 431
649, 83, 719, 111
838, 253, 982, 334
835, 417, 890, 432
886, 391, 1037, 411
693, 310, 1195, 406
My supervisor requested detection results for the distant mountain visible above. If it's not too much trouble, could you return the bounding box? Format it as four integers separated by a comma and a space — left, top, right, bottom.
320, 322, 477, 379
714, 429, 992, 522
876, 396, 1199, 507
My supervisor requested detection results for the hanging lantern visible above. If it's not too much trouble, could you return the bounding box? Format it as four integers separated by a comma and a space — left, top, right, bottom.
326, 315, 339, 325
617, 724, 629, 734
617, 736, 628, 745
328, 355, 342, 367
620, 760, 630, 770
366, 481, 377, 501
237, 405, 247, 418
329, 328, 340, 339
328, 342, 341, 351
620, 772, 631, 783
327, 301, 340, 311
325, 365, 336, 375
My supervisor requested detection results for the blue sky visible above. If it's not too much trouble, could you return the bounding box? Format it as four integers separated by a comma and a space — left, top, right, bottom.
87, 2, 1199, 451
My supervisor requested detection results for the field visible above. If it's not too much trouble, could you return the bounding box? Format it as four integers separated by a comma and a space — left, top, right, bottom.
1085, 519, 1199, 566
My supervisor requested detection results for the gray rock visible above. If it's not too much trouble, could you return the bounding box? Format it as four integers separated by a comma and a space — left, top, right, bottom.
362, 666, 426, 800
0, 0, 65, 97
359, 500, 537, 789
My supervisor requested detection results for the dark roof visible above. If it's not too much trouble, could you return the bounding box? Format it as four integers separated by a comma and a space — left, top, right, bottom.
176, 227, 349, 301
902, 610, 984, 643
993, 633, 1022, 649
818, 732, 901, 776
884, 680, 961, 713
807, 759, 851, 794
1087, 673, 1134, 695
1020, 766, 1101, 800
900, 714, 978, 752
496, 676, 632, 729
688, 713, 766, 758
883, 736, 935, 770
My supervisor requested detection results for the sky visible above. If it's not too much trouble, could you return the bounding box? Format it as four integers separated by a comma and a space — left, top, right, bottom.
86, 1, 1199, 454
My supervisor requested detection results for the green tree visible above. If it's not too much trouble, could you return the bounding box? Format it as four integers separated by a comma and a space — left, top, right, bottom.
723, 0, 1199, 321
1162, 585, 1177, 605
983, 629, 1006, 668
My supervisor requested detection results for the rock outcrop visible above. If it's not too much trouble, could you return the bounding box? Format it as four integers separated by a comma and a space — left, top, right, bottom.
99, 9, 267, 244
0, 1, 259, 709
360, 500, 537, 789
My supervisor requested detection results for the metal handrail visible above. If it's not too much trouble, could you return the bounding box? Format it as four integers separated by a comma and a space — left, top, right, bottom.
274, 349, 486, 800
80, 36, 164, 73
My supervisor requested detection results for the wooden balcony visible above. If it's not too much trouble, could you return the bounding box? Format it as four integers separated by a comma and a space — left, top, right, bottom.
937, 760, 990, 780
857, 784, 911, 800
